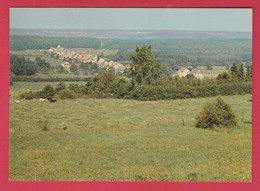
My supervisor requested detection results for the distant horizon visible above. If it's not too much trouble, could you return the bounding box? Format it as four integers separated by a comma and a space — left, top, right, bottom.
10, 27, 252, 33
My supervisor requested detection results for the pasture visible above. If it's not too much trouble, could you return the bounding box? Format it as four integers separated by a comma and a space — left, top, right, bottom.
70, 48, 118, 56
10, 81, 86, 91
10, 49, 62, 66
198, 66, 228, 78
9, 90, 252, 181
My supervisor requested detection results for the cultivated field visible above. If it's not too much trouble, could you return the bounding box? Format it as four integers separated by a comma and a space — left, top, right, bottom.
9, 88, 252, 181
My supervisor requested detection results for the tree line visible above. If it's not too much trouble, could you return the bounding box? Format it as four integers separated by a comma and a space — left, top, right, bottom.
10, 55, 51, 76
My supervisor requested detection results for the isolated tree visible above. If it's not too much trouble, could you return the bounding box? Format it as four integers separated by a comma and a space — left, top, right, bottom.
124, 45, 163, 87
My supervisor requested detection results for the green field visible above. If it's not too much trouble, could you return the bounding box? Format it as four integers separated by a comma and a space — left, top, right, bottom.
197, 66, 227, 78
10, 49, 62, 66
34, 73, 89, 78
71, 48, 118, 56
9, 89, 252, 181
10, 81, 86, 91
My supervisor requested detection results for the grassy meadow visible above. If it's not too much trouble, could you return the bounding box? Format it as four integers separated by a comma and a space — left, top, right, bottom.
10, 49, 62, 66
10, 81, 86, 91
198, 66, 228, 78
70, 48, 118, 56
9, 84, 252, 181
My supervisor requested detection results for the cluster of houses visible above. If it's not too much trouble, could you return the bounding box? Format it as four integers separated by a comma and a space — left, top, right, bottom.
47, 45, 126, 73
96, 58, 125, 73
173, 68, 204, 79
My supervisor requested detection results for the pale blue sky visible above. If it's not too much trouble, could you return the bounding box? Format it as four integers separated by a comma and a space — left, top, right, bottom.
10, 8, 252, 32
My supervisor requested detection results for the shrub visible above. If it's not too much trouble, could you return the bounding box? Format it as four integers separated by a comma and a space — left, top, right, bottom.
195, 97, 238, 130
55, 82, 66, 92
57, 89, 77, 99
41, 85, 55, 99
217, 72, 230, 81
38, 118, 50, 131
19, 91, 34, 100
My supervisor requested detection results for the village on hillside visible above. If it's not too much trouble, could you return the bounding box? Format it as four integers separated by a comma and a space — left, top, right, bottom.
46, 45, 205, 79
46, 45, 127, 73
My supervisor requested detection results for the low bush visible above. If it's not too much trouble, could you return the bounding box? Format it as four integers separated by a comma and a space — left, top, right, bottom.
57, 89, 77, 99
41, 85, 55, 99
19, 91, 43, 100
195, 97, 238, 130
55, 82, 66, 92
19, 91, 34, 100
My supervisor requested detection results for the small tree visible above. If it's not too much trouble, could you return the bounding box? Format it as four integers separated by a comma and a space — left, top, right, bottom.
55, 82, 66, 92
124, 45, 163, 87
238, 64, 244, 80
217, 72, 230, 80
195, 97, 238, 130
58, 89, 77, 99
229, 63, 239, 79
41, 85, 55, 99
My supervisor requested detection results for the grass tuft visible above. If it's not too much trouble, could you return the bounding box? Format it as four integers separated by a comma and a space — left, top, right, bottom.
38, 118, 50, 131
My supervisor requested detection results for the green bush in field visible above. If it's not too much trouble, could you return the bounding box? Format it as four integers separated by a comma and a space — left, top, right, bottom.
55, 82, 66, 92
57, 89, 77, 99
41, 85, 55, 99
195, 97, 238, 129
19, 91, 34, 100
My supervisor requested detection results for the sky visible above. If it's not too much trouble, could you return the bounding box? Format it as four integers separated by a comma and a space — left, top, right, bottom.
10, 8, 252, 32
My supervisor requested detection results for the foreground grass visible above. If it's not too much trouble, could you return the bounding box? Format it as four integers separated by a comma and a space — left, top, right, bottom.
9, 94, 251, 181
